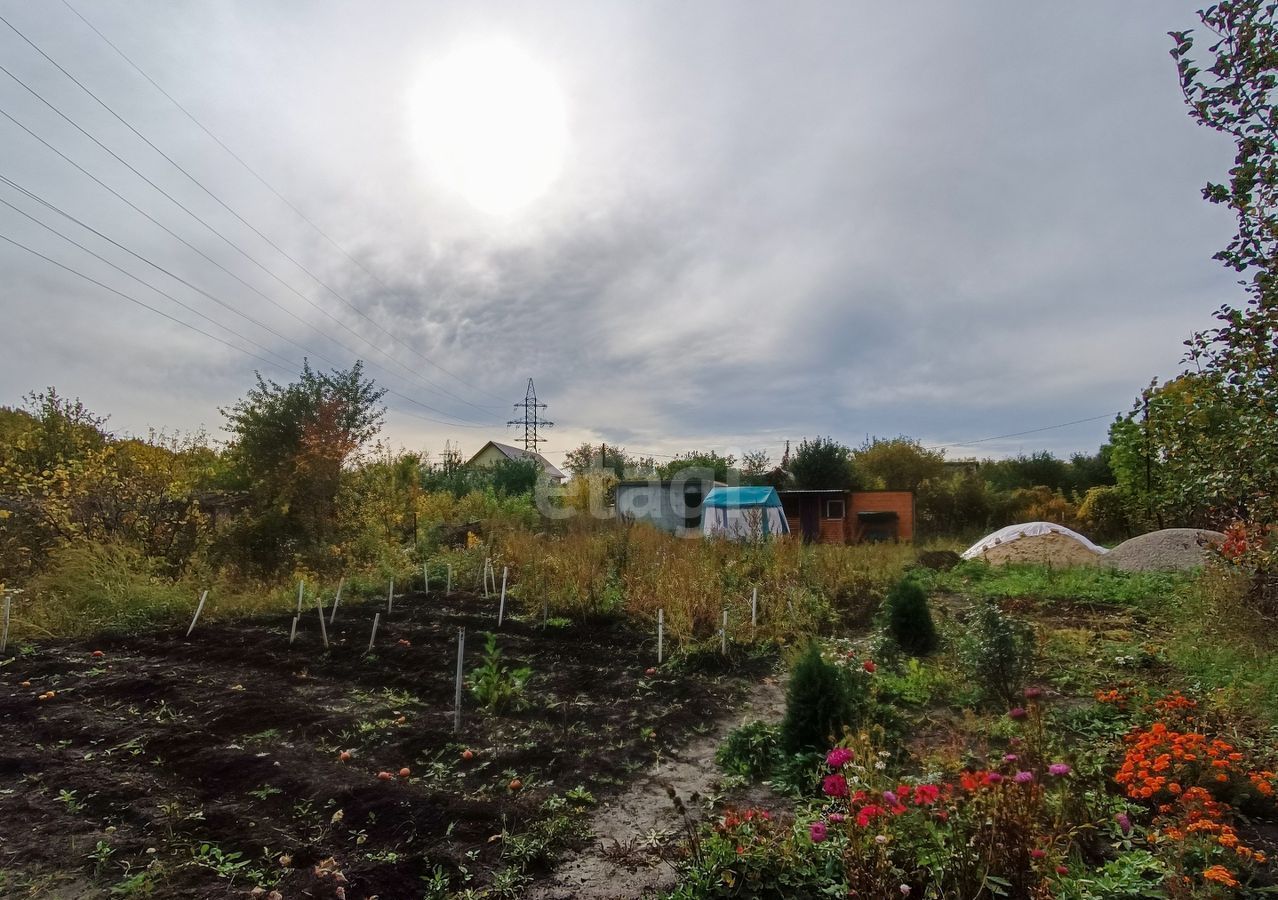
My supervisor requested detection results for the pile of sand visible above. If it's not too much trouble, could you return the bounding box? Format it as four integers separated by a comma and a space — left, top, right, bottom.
977, 531, 1104, 567
1103, 528, 1225, 572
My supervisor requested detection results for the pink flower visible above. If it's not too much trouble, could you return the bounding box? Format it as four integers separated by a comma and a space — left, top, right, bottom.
1014, 771, 1035, 784
985, 772, 1004, 785
829, 813, 846, 823
863, 659, 877, 673
1008, 707, 1028, 720
1048, 763, 1071, 777
882, 790, 899, 806
1116, 812, 1132, 836
826, 747, 854, 768
874, 834, 888, 845
809, 822, 828, 843
1030, 848, 1046, 860
1023, 686, 1043, 699
822, 774, 849, 798
1003, 753, 1019, 763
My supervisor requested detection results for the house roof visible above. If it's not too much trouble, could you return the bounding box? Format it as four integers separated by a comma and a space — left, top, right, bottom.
467, 441, 566, 481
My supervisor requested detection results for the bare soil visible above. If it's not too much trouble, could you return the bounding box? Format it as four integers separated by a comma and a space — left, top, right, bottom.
0, 591, 766, 899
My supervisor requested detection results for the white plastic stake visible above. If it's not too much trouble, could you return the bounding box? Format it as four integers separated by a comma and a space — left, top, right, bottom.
751, 587, 758, 628
1, 592, 10, 655
387, 578, 394, 614
657, 609, 664, 664
453, 627, 466, 733
296, 580, 304, 616
367, 613, 381, 654
497, 567, 508, 627
446, 564, 452, 595
329, 577, 345, 625
289, 616, 299, 645
423, 563, 429, 594
721, 608, 728, 655
186, 590, 208, 638
316, 597, 329, 650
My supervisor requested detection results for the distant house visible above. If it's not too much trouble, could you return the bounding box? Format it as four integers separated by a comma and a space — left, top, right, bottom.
615, 477, 722, 537
778, 489, 915, 544
465, 441, 566, 483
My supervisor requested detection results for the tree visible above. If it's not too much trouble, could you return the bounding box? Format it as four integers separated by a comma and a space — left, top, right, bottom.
1168, 6, 1278, 528
563, 442, 655, 478
656, 451, 736, 483
853, 437, 945, 492
884, 576, 939, 656
488, 457, 542, 496
789, 437, 857, 491
221, 361, 386, 574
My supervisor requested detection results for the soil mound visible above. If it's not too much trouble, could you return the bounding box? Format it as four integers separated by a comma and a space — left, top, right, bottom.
1103, 528, 1225, 572
979, 531, 1103, 567
918, 550, 962, 571
962, 522, 1106, 568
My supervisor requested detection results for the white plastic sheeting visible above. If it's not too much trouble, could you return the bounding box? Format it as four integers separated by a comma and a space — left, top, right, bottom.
961, 522, 1109, 560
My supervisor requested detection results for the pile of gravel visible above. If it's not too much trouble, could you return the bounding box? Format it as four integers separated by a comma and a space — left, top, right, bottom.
1103, 528, 1226, 572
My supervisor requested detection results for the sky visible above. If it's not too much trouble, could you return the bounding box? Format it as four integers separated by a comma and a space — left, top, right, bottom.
0, 1, 1242, 469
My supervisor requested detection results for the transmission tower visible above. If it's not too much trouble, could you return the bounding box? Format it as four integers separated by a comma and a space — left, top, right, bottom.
507, 378, 553, 451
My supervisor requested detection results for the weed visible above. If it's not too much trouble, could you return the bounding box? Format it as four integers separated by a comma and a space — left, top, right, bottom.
468, 633, 532, 712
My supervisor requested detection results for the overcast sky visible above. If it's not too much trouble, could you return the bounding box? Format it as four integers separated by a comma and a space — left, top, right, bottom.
0, 1, 1241, 467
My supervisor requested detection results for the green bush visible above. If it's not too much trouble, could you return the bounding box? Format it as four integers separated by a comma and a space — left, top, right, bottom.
468, 633, 532, 712
957, 601, 1037, 706
715, 720, 782, 779
884, 576, 938, 656
779, 643, 860, 755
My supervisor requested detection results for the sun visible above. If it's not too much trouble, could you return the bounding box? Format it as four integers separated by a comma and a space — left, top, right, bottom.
410, 40, 568, 216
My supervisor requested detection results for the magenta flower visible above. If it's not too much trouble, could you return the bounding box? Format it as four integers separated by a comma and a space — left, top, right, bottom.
1030, 848, 1046, 860
1116, 812, 1132, 836
822, 774, 849, 798
826, 747, 854, 768
1014, 771, 1035, 784
1048, 763, 1071, 777
1003, 753, 1019, 763
1024, 686, 1043, 699
829, 812, 846, 823
882, 790, 899, 806
809, 821, 828, 843
985, 772, 1004, 784
1008, 707, 1028, 720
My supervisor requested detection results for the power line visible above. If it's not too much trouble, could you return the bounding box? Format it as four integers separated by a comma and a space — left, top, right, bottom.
925, 411, 1122, 451
3, 9, 505, 408
0, 90, 498, 427
0, 56, 496, 419
0, 228, 493, 430
0, 176, 494, 428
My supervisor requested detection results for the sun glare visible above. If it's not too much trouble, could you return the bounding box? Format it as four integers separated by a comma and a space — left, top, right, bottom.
410, 40, 568, 216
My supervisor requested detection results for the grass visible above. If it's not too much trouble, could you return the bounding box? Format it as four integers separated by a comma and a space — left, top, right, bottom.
917, 559, 1197, 608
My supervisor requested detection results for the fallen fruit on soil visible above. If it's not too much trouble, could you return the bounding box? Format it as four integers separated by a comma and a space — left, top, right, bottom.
339, 750, 351, 762
462, 749, 475, 761
398, 767, 410, 777
20, 680, 30, 687
645, 667, 657, 677
376, 771, 393, 781
508, 778, 522, 791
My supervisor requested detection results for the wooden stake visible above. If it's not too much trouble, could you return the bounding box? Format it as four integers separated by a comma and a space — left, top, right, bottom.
316, 596, 329, 650
387, 578, 394, 614
289, 616, 299, 646
497, 567, 508, 627
657, 608, 664, 664
0, 591, 10, 655
367, 613, 381, 654
751, 587, 758, 628
329, 577, 344, 625
186, 590, 208, 638
453, 626, 466, 733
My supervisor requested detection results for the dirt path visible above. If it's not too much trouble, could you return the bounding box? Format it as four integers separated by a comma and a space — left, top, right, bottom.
527, 674, 788, 900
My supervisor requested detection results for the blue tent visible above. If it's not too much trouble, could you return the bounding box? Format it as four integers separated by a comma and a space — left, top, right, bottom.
700, 487, 790, 539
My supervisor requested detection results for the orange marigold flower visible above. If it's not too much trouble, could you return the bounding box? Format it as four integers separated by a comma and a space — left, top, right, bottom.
1202, 865, 1239, 888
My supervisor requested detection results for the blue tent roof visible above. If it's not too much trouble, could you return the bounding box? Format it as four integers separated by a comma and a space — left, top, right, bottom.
702, 486, 783, 509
